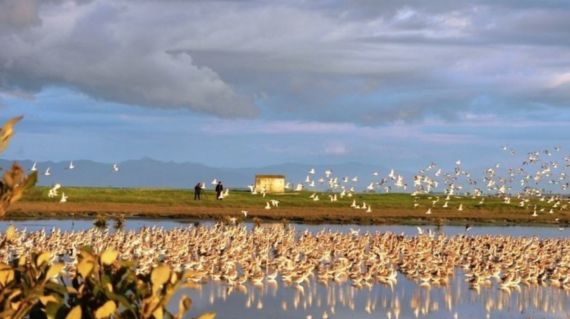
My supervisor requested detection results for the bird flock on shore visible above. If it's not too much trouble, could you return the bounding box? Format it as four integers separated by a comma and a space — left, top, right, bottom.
241, 145, 570, 217
28, 145, 570, 222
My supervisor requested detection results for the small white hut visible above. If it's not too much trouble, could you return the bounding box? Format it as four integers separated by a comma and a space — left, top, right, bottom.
255, 175, 286, 193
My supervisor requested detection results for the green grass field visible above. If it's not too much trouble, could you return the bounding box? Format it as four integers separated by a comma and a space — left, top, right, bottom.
20, 186, 567, 214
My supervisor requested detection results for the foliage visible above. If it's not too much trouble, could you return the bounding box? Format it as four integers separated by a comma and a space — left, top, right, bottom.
0, 116, 38, 218
113, 215, 126, 230
0, 229, 215, 319
94, 216, 108, 229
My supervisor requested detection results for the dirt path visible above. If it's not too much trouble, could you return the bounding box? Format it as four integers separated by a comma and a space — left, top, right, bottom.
7, 202, 570, 225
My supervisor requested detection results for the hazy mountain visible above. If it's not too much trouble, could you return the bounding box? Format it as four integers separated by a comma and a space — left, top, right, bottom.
0, 158, 402, 189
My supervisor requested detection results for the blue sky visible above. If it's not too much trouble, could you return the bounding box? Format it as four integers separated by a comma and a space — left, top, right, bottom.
1, 0, 570, 170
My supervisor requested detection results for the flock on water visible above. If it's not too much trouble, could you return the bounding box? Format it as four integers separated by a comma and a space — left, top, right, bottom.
3, 223, 570, 294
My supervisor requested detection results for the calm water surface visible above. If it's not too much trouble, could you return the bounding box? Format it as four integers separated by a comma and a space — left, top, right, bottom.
1, 219, 569, 318
0, 218, 569, 238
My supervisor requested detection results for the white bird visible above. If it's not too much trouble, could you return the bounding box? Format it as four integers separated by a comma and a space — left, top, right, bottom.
68, 161, 75, 170
458, 204, 463, 211
44, 167, 51, 176
270, 199, 279, 207
211, 178, 218, 185
425, 208, 432, 215
416, 226, 424, 235
309, 168, 315, 175
48, 183, 62, 198
265, 202, 271, 210
112, 163, 119, 172
31, 162, 37, 172
241, 210, 248, 217
60, 192, 68, 203
349, 228, 360, 236
366, 205, 372, 213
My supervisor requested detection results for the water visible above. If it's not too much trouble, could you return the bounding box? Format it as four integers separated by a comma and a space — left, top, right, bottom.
185, 274, 570, 319
0, 218, 568, 239
2, 218, 570, 318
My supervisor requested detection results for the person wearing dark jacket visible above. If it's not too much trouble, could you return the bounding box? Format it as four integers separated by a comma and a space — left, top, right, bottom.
194, 182, 203, 200
215, 181, 224, 200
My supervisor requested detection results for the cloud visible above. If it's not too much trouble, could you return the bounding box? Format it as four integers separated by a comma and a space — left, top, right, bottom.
323, 142, 349, 155
0, 0, 257, 118
1, 0, 569, 123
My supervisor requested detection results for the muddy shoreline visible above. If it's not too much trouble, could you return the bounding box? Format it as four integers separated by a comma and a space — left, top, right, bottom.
5, 202, 570, 227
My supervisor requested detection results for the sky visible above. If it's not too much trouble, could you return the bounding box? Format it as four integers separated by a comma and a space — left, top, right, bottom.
1, 0, 569, 170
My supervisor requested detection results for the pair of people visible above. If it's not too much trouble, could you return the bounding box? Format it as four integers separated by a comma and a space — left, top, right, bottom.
194, 181, 224, 200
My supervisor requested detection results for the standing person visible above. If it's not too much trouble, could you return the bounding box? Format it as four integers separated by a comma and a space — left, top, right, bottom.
194, 182, 203, 200
215, 181, 224, 200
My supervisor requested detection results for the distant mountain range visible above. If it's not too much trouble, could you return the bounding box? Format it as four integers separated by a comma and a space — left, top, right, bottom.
0, 158, 397, 189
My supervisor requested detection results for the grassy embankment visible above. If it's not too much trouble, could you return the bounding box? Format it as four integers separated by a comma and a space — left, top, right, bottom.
7, 187, 570, 225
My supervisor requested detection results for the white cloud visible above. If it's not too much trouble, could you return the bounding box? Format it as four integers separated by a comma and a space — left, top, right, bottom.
323, 142, 349, 155
1, 0, 569, 122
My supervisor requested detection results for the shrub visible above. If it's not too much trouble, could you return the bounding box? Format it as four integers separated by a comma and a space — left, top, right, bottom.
0, 228, 214, 319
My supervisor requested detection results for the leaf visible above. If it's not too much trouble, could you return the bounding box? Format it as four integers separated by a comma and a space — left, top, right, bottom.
5, 225, 16, 241
176, 296, 192, 319
0, 116, 22, 154
9, 188, 23, 204
77, 259, 95, 278
17, 255, 26, 267
45, 263, 64, 280
0, 268, 15, 286
196, 312, 216, 319
95, 301, 117, 319
151, 265, 171, 288
23, 171, 38, 190
7, 289, 21, 301
152, 306, 164, 319
37, 252, 52, 266
100, 248, 119, 265
46, 301, 64, 319
66, 305, 82, 319
39, 295, 59, 306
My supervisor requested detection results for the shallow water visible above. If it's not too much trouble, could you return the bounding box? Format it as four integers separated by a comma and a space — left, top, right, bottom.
2, 219, 570, 318
185, 274, 570, 319
0, 218, 569, 239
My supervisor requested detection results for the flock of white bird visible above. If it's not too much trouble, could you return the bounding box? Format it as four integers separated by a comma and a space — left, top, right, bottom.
31, 146, 570, 221
238, 145, 570, 218
3, 223, 570, 319
32, 161, 120, 203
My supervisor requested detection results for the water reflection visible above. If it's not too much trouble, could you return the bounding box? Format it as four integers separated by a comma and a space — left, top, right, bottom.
186, 274, 569, 319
